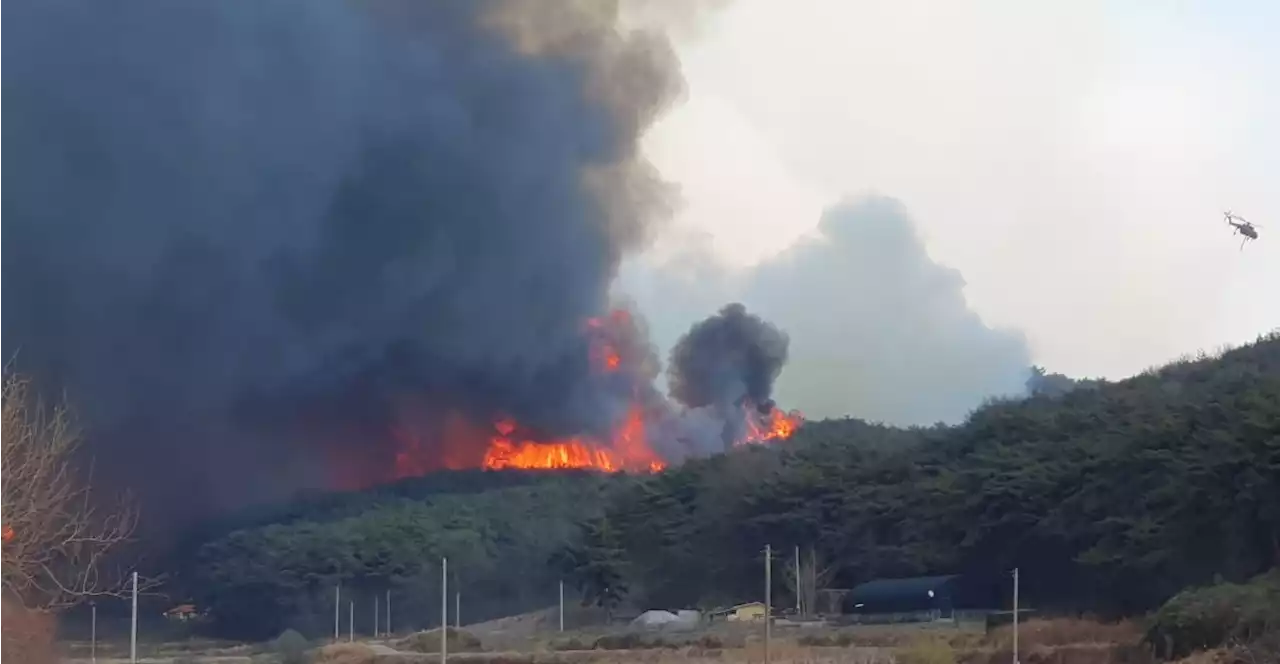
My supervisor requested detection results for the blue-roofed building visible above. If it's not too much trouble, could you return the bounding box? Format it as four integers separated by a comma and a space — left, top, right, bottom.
843, 575, 959, 616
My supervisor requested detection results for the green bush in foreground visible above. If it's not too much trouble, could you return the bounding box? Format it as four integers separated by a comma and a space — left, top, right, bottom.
1146, 569, 1280, 659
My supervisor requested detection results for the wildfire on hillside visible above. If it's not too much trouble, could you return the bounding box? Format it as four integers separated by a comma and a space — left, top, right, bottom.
743, 404, 804, 444
383, 309, 803, 480
482, 407, 666, 472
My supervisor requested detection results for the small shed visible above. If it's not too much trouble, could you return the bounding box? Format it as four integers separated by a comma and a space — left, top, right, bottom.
844, 575, 958, 615
709, 602, 767, 622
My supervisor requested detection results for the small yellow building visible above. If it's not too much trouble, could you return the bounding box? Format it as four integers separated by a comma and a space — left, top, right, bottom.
711, 601, 767, 622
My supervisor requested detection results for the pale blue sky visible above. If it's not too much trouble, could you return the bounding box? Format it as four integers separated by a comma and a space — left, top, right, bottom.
619, 0, 1279, 423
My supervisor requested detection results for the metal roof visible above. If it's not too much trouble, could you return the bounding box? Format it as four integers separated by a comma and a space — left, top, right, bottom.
848, 575, 959, 603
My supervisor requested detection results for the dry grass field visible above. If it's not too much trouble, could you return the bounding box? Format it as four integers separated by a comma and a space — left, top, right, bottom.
60, 617, 1170, 664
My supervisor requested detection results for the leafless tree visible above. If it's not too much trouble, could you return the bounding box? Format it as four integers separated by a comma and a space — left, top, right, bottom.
1, 373, 142, 611
781, 546, 837, 617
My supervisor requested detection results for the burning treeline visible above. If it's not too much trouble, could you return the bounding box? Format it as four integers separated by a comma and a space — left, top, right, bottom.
383, 304, 803, 486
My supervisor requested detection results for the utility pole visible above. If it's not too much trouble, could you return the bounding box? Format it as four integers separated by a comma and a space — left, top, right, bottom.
348, 601, 354, 642
558, 580, 565, 632
764, 544, 772, 664
441, 557, 449, 664
375, 597, 380, 637
455, 592, 461, 629
130, 571, 138, 664
91, 602, 97, 664
334, 584, 341, 641
794, 545, 802, 616
1012, 567, 1020, 664
386, 590, 392, 637
809, 548, 818, 616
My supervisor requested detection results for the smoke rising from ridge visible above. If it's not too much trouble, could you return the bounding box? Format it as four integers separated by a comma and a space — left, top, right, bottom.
668, 303, 789, 448
746, 197, 1032, 424
616, 195, 1033, 426
670, 303, 787, 395
2, 0, 687, 517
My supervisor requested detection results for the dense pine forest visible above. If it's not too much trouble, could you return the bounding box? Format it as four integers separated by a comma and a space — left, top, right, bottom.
177, 333, 1280, 640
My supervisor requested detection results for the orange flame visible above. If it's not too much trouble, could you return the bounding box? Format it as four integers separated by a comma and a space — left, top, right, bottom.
741, 404, 805, 445
587, 311, 627, 374
483, 406, 666, 472
381, 310, 802, 481
2, 524, 14, 543
478, 312, 671, 472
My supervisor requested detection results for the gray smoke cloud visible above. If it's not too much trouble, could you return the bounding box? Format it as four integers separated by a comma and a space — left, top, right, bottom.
616, 195, 1033, 426
1, 0, 686, 517
744, 197, 1031, 425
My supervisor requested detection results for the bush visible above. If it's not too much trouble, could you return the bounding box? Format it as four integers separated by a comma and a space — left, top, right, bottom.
548, 636, 593, 651
1146, 569, 1280, 659
987, 618, 1143, 649
312, 643, 377, 664
395, 627, 485, 653
797, 631, 857, 647
592, 632, 652, 650
0, 602, 57, 664
895, 640, 957, 664
271, 628, 312, 664
694, 633, 725, 649
591, 631, 709, 650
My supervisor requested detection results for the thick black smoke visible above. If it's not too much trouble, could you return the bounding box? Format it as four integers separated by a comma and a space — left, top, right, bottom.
2, 0, 684, 518
668, 303, 789, 448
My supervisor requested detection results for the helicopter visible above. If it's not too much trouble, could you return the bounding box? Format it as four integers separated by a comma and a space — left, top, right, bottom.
1224, 211, 1260, 250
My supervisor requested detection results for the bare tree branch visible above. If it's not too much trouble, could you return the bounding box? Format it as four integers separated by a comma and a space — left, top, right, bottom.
2, 373, 157, 611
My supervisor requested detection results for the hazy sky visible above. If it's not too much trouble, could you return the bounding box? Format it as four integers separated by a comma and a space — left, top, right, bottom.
622, 0, 1279, 410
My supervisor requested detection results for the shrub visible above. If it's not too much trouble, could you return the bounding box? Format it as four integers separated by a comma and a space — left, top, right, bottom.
895, 640, 957, 664
591, 631, 708, 650
548, 636, 593, 651
987, 617, 1143, 649
313, 643, 377, 664
694, 633, 725, 649
592, 631, 652, 650
395, 627, 485, 653
0, 602, 57, 664
271, 628, 312, 664
798, 631, 857, 647
1146, 569, 1280, 659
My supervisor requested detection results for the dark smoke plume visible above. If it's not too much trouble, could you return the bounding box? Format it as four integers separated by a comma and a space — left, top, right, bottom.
668, 303, 789, 448
2, 0, 684, 520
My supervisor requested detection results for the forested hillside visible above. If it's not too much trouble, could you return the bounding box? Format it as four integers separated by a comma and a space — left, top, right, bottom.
180, 473, 615, 638
180, 333, 1280, 639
